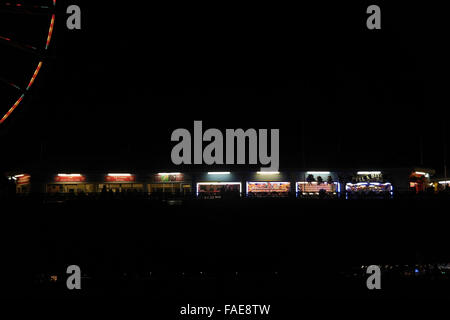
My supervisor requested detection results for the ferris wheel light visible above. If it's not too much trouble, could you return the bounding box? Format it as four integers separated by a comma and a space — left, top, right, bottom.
45, 14, 55, 50
0, 94, 25, 124
26, 61, 43, 90
1, 8, 55, 126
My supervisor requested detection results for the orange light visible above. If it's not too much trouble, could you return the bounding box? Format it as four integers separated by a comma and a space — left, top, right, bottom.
0, 95, 24, 124
26, 61, 43, 90
45, 14, 55, 49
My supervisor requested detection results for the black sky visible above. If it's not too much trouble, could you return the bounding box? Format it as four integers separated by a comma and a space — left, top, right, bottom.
1, 1, 448, 173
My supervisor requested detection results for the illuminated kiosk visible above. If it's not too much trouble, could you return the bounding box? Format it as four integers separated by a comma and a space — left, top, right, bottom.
10, 174, 31, 194
438, 180, 450, 192
246, 181, 291, 197
46, 174, 93, 194
296, 182, 340, 196
149, 172, 192, 195
345, 171, 393, 198
196, 172, 242, 199
246, 171, 291, 197
99, 173, 144, 193
197, 182, 242, 198
297, 171, 340, 197
345, 182, 393, 195
409, 170, 433, 193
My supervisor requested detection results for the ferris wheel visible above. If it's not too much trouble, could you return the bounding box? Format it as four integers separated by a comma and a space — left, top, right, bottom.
0, 0, 55, 126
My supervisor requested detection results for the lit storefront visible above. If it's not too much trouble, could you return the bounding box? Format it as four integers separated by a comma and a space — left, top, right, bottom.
47, 174, 93, 194
197, 182, 242, 198
98, 173, 144, 193
409, 170, 433, 193
346, 182, 393, 193
346, 171, 393, 197
245, 171, 292, 197
438, 180, 450, 191
296, 181, 340, 195
246, 181, 291, 197
296, 171, 340, 196
148, 173, 191, 194
14, 174, 31, 194
195, 172, 241, 198
11, 168, 446, 197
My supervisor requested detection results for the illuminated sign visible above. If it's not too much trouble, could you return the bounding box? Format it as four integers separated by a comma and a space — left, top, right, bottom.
55, 174, 86, 183
154, 173, 184, 182
105, 174, 135, 182
355, 171, 383, 182
357, 171, 381, 175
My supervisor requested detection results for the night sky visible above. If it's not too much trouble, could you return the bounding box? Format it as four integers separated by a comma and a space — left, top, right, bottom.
1, 1, 448, 174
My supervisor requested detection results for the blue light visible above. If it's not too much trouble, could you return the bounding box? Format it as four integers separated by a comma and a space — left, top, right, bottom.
415, 268, 419, 273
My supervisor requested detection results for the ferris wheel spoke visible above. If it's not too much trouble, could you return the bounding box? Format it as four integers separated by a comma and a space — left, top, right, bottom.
0, 35, 41, 56
0, 76, 24, 92
0, 8, 52, 16
0, 1, 54, 15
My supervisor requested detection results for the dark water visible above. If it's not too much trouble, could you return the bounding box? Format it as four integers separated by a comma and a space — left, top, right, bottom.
2, 197, 450, 299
